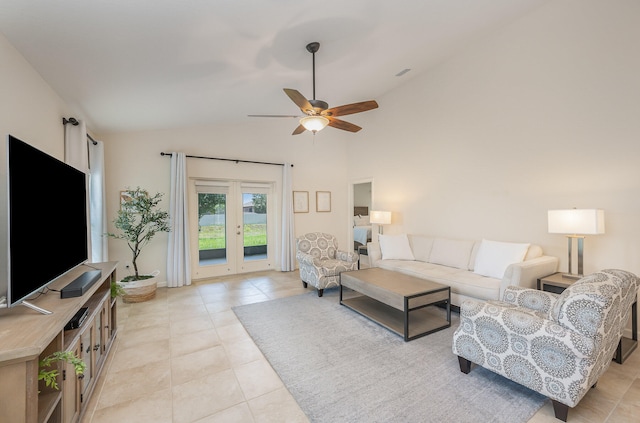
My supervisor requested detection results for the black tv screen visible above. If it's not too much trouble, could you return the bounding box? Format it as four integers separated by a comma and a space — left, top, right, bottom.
5, 135, 88, 306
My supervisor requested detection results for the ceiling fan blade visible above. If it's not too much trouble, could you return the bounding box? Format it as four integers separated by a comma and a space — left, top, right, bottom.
327, 117, 362, 133
292, 124, 306, 135
284, 88, 314, 113
248, 114, 300, 118
323, 100, 378, 117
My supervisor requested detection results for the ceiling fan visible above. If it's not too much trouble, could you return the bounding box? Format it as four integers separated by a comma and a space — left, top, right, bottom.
249, 42, 379, 135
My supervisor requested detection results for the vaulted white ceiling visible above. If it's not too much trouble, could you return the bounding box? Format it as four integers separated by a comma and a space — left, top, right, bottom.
0, 0, 549, 134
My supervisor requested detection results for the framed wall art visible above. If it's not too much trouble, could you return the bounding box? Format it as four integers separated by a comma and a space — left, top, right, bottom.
316, 191, 331, 212
293, 191, 309, 213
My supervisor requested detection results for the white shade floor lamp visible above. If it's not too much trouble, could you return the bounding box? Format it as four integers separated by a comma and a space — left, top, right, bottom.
370, 210, 391, 235
548, 209, 605, 279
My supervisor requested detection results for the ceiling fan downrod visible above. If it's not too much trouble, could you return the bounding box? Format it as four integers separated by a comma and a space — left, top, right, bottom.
305, 42, 328, 112
306, 42, 320, 101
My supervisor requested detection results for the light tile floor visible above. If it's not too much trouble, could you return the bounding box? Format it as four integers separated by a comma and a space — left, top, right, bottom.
80, 270, 640, 423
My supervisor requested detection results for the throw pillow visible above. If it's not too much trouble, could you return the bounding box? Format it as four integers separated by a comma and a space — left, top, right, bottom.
379, 234, 415, 260
354, 215, 370, 226
474, 239, 530, 279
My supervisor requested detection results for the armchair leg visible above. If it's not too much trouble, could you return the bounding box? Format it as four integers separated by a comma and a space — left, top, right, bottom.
551, 400, 569, 422
318, 289, 324, 297
457, 356, 471, 374
302, 281, 308, 288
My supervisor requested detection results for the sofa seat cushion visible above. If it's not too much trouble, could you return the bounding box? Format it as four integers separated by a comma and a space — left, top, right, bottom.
443, 271, 502, 302
376, 260, 502, 302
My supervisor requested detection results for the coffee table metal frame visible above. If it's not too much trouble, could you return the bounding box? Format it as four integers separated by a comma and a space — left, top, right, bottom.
340, 268, 451, 341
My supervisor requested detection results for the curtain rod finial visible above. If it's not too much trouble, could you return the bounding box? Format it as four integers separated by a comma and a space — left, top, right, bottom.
62, 117, 79, 126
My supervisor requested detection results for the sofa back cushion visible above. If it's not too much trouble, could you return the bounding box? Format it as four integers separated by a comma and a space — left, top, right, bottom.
468, 241, 481, 270
429, 238, 475, 269
408, 235, 434, 262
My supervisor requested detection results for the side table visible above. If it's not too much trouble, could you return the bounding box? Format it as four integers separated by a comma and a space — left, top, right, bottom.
537, 272, 638, 364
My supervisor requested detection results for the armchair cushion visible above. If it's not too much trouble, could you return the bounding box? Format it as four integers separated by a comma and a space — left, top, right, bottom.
502, 285, 559, 315
317, 258, 353, 277
336, 250, 359, 263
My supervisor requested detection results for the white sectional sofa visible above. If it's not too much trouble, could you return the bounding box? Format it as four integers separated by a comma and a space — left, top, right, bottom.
367, 235, 558, 308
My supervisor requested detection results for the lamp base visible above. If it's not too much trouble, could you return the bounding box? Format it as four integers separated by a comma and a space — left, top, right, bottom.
566, 236, 586, 281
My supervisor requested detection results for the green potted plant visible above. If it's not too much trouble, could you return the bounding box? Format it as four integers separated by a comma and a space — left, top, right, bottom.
111, 279, 126, 299
107, 187, 170, 303
39, 351, 86, 391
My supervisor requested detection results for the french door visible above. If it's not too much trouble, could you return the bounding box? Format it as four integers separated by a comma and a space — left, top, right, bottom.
190, 180, 275, 279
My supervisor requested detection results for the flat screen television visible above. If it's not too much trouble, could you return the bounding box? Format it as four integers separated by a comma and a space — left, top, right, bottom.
0, 135, 89, 312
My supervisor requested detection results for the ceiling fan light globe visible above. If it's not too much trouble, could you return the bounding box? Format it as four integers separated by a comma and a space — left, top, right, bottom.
300, 115, 329, 132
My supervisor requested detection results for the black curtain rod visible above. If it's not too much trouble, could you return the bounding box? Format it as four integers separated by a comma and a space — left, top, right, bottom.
62, 117, 97, 145
160, 152, 293, 167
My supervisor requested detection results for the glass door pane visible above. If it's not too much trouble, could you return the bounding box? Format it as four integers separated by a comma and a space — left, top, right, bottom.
198, 192, 227, 266
237, 184, 273, 273
191, 180, 274, 279
242, 192, 268, 262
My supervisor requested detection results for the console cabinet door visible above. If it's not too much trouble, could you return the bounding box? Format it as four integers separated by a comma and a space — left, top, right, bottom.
93, 305, 107, 371
79, 324, 93, 400
62, 341, 82, 423
101, 300, 111, 354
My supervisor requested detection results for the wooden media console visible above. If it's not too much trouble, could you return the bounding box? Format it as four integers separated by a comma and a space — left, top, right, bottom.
0, 261, 118, 423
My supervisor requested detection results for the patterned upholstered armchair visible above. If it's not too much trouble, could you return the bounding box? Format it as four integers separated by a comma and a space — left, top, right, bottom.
452, 269, 638, 422
296, 232, 359, 297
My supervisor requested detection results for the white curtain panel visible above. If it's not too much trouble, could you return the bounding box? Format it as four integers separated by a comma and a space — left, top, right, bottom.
280, 163, 295, 271
64, 119, 92, 260
167, 152, 191, 287
88, 140, 108, 262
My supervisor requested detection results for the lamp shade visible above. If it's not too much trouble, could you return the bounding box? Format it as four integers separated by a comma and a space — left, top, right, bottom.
300, 115, 329, 132
548, 209, 605, 235
370, 210, 392, 225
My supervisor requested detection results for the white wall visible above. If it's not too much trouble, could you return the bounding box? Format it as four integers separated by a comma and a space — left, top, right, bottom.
0, 30, 351, 285
347, 0, 640, 279
0, 33, 70, 158
101, 121, 349, 279
3, 0, 639, 293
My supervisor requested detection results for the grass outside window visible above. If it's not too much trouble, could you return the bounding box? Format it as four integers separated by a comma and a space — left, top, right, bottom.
199, 224, 266, 249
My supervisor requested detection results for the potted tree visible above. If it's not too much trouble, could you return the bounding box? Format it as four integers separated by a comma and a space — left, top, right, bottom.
107, 187, 170, 303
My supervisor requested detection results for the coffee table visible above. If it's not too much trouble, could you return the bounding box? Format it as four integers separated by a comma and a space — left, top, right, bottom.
340, 268, 451, 341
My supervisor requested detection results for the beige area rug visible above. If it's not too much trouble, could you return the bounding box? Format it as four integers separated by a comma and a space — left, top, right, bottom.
233, 289, 546, 423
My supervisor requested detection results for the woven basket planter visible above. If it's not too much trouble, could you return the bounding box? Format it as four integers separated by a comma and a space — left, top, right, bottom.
118, 270, 160, 303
